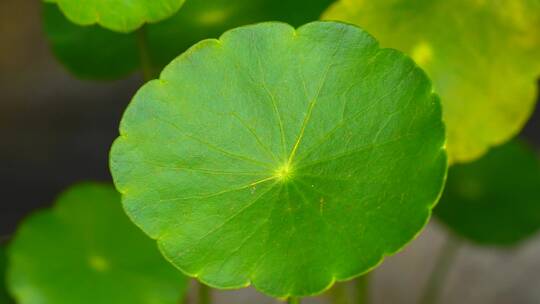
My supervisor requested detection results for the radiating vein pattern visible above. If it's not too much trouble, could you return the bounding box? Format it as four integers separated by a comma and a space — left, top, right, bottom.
110, 21, 447, 297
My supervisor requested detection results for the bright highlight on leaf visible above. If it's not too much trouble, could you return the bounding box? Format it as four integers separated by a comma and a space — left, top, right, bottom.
44, 0, 185, 32
324, 0, 540, 164
435, 140, 540, 246
110, 21, 447, 297
7, 183, 187, 304
41, 0, 335, 79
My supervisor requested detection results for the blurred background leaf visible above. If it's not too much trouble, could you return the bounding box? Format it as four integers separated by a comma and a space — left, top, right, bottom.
323, 0, 540, 164
7, 183, 187, 304
1, 0, 540, 302
43, 0, 335, 79
43, 4, 140, 79
435, 139, 540, 246
43, 0, 186, 33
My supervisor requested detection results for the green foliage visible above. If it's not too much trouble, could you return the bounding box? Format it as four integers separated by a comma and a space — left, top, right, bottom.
42, 0, 335, 79
7, 183, 187, 304
43, 0, 185, 32
110, 21, 447, 297
435, 140, 540, 246
324, 0, 540, 164
43, 4, 140, 79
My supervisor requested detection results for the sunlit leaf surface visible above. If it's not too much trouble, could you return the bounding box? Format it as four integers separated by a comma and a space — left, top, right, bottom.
43, 0, 185, 32
110, 21, 447, 297
324, 0, 540, 163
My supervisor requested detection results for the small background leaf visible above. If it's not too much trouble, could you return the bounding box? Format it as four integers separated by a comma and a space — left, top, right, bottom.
42, 0, 335, 79
323, 0, 540, 164
110, 21, 447, 297
43, 4, 140, 79
44, 0, 185, 33
7, 183, 187, 304
435, 140, 540, 246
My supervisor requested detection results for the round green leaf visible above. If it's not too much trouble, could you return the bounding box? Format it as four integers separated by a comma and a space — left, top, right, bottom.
42, 0, 335, 79
110, 21, 447, 297
435, 140, 540, 246
44, 0, 185, 33
324, 0, 540, 164
7, 183, 187, 304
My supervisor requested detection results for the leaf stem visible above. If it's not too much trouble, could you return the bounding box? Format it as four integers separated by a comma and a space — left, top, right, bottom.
419, 235, 461, 304
287, 297, 300, 304
136, 25, 155, 81
198, 282, 211, 304
355, 275, 370, 304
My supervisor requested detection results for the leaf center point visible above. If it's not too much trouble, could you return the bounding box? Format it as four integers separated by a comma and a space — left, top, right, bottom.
274, 164, 294, 182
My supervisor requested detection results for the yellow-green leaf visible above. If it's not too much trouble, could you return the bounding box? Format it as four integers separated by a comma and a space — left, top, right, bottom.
324, 0, 540, 163
45, 0, 185, 32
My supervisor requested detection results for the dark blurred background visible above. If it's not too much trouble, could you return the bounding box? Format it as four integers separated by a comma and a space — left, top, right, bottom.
0, 0, 141, 235
1, 1, 539, 303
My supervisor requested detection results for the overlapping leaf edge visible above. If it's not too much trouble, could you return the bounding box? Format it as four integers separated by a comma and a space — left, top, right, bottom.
41, 3, 139, 80
110, 21, 448, 297
455, 86, 539, 165
43, 0, 186, 33
322, 0, 540, 165
435, 139, 540, 246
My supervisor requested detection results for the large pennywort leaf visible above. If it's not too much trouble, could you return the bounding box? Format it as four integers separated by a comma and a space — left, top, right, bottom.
110, 21, 447, 297
7, 183, 187, 304
324, 0, 540, 164
43, 0, 185, 32
435, 140, 540, 246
